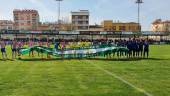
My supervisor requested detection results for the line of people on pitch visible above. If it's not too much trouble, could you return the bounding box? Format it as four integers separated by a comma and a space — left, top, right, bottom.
0, 38, 55, 60
0, 38, 29, 60
0, 38, 149, 60
115, 38, 150, 58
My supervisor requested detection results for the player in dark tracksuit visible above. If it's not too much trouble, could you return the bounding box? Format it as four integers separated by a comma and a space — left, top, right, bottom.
119, 40, 125, 57
123, 40, 127, 56
143, 40, 149, 58
54, 42, 60, 51
139, 40, 144, 57
136, 40, 140, 57
116, 40, 121, 58
127, 40, 132, 58
132, 39, 137, 57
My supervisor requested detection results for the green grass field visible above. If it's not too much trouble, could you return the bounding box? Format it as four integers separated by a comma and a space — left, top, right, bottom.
0, 45, 170, 96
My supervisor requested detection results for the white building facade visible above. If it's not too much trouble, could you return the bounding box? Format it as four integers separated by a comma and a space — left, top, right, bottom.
71, 10, 89, 31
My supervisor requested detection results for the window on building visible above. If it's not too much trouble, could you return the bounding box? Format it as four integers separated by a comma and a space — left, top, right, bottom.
78, 21, 82, 24
86, 16, 89, 19
83, 21, 87, 24
27, 21, 31, 25
75, 21, 78, 24
82, 26, 87, 29
112, 26, 116, 31
15, 22, 19, 26
78, 16, 81, 19
21, 17, 24, 20
32, 14, 37, 16
21, 23, 24, 25
119, 26, 126, 31
83, 16, 87, 19
75, 16, 78, 19
14, 17, 19, 20
8, 27, 12, 30
27, 16, 30, 20
86, 21, 89, 24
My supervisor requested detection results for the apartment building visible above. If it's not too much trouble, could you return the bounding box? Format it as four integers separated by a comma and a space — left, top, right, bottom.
13, 9, 40, 30
71, 10, 89, 31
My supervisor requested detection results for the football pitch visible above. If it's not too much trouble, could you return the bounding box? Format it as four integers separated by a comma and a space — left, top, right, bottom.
0, 45, 170, 96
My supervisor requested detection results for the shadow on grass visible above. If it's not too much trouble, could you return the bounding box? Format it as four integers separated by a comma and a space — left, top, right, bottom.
15, 57, 170, 62
0, 59, 16, 61
87, 58, 170, 61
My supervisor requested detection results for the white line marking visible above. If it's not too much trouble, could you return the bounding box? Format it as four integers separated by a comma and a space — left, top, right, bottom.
86, 60, 153, 96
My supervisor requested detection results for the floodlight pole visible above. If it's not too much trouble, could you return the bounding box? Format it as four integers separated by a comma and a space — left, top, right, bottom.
136, 0, 143, 32
55, 0, 63, 31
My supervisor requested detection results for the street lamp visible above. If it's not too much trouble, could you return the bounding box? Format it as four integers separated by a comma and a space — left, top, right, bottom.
136, 0, 143, 32
55, 0, 63, 31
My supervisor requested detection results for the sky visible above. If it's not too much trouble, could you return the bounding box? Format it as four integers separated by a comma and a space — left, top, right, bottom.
0, 0, 170, 31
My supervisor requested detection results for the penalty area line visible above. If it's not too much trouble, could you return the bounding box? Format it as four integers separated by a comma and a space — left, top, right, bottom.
85, 60, 153, 96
